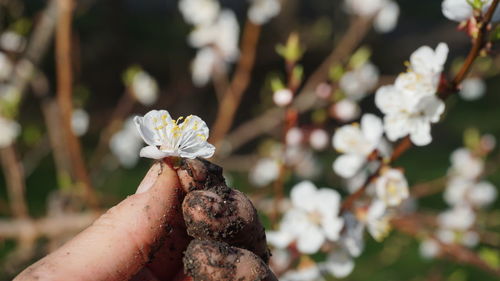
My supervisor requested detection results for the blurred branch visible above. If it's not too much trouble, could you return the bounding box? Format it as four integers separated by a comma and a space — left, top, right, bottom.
1, 0, 57, 101
221, 16, 373, 156
393, 214, 500, 277
55, 0, 98, 208
0, 212, 99, 240
89, 90, 135, 171
0, 145, 29, 219
210, 21, 261, 146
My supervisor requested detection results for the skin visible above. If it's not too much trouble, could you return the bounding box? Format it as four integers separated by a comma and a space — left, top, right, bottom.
14, 159, 276, 281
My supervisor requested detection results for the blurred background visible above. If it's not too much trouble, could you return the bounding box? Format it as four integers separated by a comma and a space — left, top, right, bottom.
1, 0, 500, 280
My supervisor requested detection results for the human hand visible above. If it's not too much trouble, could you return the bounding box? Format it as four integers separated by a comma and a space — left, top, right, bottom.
14, 159, 276, 281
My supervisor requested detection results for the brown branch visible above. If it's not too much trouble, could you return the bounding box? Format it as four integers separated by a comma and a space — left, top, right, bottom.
55, 0, 98, 208
0, 146, 29, 219
221, 17, 374, 156
210, 21, 262, 146
0, 212, 100, 240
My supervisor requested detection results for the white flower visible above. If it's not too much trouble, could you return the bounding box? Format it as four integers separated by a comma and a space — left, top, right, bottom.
449, 148, 484, 180
248, 0, 281, 25
134, 110, 215, 159
266, 181, 344, 254
191, 47, 218, 86
189, 10, 240, 62
339, 62, 379, 101
375, 42, 449, 146
374, 1, 400, 33
437, 206, 475, 231
0, 116, 20, 148
71, 109, 90, 137
286, 127, 303, 146
309, 129, 329, 151
468, 181, 497, 207
249, 157, 280, 187
364, 200, 391, 241
131, 71, 159, 106
0, 31, 26, 53
273, 88, 293, 107
444, 177, 471, 206
0, 52, 13, 80
332, 114, 383, 178
331, 99, 361, 122
322, 248, 355, 278
442, 0, 500, 22
179, 0, 220, 26
110, 117, 143, 168
459, 77, 486, 101
419, 239, 440, 259
375, 168, 409, 206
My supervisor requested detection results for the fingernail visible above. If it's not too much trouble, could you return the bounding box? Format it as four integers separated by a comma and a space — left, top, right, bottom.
136, 162, 162, 194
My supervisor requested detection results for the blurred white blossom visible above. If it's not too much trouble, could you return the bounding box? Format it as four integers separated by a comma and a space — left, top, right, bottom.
0, 116, 20, 148
0, 52, 13, 80
374, 1, 400, 33
340, 62, 379, 101
134, 109, 215, 159
281, 263, 323, 281
459, 77, 486, 101
273, 88, 293, 107
267, 181, 344, 254
375, 168, 409, 207
309, 129, 329, 151
131, 71, 159, 106
249, 157, 280, 187
192, 47, 218, 86
419, 239, 440, 259
189, 10, 240, 61
376, 43, 448, 146
448, 148, 484, 180
286, 127, 304, 146
179, 0, 220, 25
322, 248, 355, 278
0, 31, 26, 53
331, 99, 361, 122
110, 117, 143, 168
71, 109, 90, 137
332, 114, 383, 178
364, 200, 391, 241
248, 0, 281, 25
442, 0, 500, 22
345, 0, 399, 33
437, 206, 476, 231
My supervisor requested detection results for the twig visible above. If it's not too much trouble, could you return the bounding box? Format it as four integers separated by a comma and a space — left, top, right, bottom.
55, 0, 98, 208
221, 16, 374, 156
210, 21, 261, 146
0, 145, 29, 219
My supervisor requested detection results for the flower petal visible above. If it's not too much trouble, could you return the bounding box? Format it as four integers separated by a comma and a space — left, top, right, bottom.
296, 224, 325, 254
333, 154, 366, 178
323, 248, 355, 278
139, 145, 172, 159
290, 181, 318, 211
361, 113, 383, 145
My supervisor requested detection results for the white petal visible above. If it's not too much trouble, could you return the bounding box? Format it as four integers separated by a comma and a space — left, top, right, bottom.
409, 120, 432, 146
375, 85, 401, 115
296, 225, 325, 254
290, 181, 318, 211
383, 114, 410, 142
442, 0, 473, 22
323, 249, 355, 278
333, 154, 366, 178
139, 145, 171, 159
374, 1, 399, 33
361, 113, 383, 145
322, 216, 344, 241
266, 230, 295, 249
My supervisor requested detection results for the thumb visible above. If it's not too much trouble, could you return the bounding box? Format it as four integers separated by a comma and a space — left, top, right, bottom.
15, 161, 189, 281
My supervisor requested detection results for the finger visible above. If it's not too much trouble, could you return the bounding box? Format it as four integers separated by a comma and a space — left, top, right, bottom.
182, 186, 270, 262
15, 161, 188, 281
176, 158, 225, 192
183, 240, 277, 281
